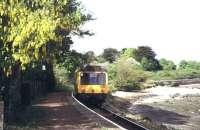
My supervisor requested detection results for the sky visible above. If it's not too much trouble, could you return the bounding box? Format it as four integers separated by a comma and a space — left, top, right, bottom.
72, 0, 200, 63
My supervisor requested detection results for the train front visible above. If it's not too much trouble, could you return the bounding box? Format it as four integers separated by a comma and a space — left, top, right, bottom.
75, 68, 109, 102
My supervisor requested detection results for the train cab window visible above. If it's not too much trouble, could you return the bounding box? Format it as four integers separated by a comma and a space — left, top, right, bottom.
80, 73, 106, 85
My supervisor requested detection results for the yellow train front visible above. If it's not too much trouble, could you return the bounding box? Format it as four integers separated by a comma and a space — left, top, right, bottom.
75, 65, 109, 103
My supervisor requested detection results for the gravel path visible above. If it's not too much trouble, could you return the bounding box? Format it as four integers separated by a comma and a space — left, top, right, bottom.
9, 92, 119, 130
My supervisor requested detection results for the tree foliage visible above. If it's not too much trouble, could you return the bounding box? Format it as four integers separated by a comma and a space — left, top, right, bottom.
102, 48, 118, 63
133, 46, 161, 71
0, 0, 92, 123
56, 50, 98, 78
159, 58, 176, 70
56, 50, 85, 77
84, 51, 96, 64
0, 0, 91, 73
179, 60, 200, 70
141, 57, 162, 71
134, 46, 156, 62
120, 48, 136, 59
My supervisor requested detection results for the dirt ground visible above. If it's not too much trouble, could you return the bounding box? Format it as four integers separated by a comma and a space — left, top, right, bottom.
110, 84, 200, 130
8, 92, 119, 130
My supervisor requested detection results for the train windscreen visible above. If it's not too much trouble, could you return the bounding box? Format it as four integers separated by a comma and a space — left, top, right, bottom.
80, 72, 106, 85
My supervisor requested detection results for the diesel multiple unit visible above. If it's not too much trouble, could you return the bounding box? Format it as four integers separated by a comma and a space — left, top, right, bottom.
75, 65, 109, 101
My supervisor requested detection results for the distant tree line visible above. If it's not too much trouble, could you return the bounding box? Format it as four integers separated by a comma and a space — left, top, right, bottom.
74, 46, 200, 72
83, 46, 173, 71
67, 46, 200, 91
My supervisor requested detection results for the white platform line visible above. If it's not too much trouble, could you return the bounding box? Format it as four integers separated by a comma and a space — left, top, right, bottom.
71, 92, 126, 130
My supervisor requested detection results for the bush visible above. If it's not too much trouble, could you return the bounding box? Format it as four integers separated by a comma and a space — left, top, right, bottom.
179, 60, 200, 70
107, 64, 117, 92
113, 58, 147, 91
150, 69, 200, 80
54, 65, 74, 91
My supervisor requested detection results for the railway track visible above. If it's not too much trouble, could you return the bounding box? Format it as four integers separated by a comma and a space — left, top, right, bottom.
98, 106, 149, 130
72, 93, 149, 130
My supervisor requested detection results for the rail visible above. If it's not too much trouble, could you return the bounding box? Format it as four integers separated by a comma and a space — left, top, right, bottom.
72, 92, 149, 130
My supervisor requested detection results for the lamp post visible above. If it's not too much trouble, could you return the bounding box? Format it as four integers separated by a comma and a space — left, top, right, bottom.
42, 65, 46, 71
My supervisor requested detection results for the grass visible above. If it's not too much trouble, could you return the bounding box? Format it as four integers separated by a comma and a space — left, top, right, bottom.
100, 127, 108, 130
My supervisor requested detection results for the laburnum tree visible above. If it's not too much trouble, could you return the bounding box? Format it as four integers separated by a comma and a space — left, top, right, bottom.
1, 0, 91, 70
0, 0, 92, 123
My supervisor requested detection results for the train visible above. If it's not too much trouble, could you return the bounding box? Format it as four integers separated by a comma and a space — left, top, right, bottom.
74, 65, 109, 102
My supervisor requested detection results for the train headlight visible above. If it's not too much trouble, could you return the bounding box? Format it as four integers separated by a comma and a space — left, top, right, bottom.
81, 89, 85, 93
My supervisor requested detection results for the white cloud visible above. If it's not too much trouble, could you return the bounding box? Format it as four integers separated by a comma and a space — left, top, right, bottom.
72, 0, 200, 63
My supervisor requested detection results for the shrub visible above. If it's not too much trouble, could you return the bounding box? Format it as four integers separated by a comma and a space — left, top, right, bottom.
54, 65, 74, 91
150, 69, 200, 80
113, 58, 147, 91
120, 48, 136, 59
179, 60, 200, 70
107, 64, 117, 92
